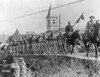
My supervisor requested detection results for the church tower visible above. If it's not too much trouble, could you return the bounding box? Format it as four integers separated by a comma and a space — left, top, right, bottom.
46, 3, 58, 31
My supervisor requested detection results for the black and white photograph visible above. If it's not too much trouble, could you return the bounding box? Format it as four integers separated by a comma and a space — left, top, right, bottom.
0, 0, 100, 77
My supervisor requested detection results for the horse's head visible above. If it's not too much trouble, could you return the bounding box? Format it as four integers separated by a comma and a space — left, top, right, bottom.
73, 30, 81, 40
67, 30, 82, 45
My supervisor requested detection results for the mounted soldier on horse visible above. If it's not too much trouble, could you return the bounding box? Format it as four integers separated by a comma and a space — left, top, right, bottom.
83, 16, 100, 58
63, 21, 82, 54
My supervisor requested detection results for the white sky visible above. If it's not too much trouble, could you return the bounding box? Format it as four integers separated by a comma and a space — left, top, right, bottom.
0, 0, 99, 35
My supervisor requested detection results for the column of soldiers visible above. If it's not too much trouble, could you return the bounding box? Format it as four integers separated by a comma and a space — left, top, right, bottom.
31, 39, 67, 55
9, 37, 68, 55
9, 16, 98, 55
9, 20, 74, 55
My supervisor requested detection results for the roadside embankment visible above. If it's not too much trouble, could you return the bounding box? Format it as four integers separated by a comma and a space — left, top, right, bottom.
12, 55, 100, 77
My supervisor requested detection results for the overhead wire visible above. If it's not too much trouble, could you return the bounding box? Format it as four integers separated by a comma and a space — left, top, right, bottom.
0, 0, 85, 22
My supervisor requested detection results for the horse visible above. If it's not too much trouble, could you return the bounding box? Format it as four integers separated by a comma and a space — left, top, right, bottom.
63, 30, 82, 54
82, 21, 100, 58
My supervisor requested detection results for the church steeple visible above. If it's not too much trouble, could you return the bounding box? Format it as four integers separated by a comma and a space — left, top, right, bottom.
46, 3, 51, 19
46, 3, 51, 31
46, 3, 58, 31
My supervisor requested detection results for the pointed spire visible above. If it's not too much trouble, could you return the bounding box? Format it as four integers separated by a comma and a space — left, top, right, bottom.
46, 3, 51, 19
12, 28, 20, 42
14, 28, 19, 34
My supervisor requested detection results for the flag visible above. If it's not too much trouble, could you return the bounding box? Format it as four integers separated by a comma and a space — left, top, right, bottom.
12, 28, 20, 42
46, 3, 51, 18
76, 13, 84, 23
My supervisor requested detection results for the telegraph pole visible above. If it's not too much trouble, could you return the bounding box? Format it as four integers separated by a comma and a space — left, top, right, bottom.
59, 14, 61, 36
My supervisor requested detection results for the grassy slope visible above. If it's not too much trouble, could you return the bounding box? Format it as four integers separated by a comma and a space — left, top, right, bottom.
31, 56, 97, 77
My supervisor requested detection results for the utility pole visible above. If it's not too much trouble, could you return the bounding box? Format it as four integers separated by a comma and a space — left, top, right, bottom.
59, 14, 61, 36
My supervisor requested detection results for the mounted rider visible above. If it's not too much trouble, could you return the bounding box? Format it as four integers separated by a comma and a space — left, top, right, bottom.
85, 16, 96, 40
65, 21, 73, 38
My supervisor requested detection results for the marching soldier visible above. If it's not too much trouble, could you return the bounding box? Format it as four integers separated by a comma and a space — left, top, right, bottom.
28, 35, 33, 53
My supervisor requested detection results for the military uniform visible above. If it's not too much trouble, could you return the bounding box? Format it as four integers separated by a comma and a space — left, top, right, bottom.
84, 16, 96, 40
85, 20, 96, 39
65, 24, 73, 37
65, 25, 73, 32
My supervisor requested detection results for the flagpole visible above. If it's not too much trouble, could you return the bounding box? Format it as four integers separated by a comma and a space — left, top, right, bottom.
73, 12, 84, 27
73, 22, 77, 27
73, 17, 80, 27
59, 14, 61, 36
